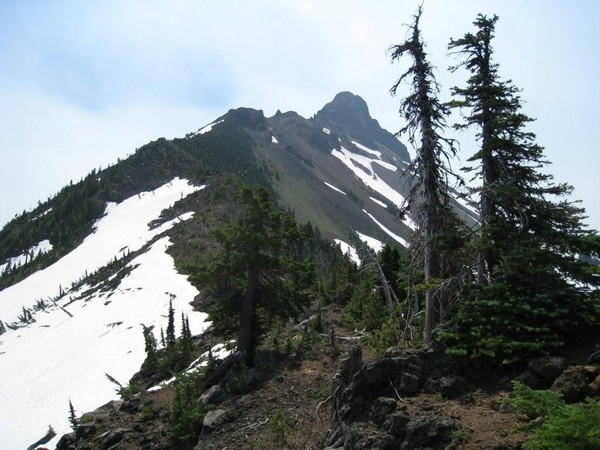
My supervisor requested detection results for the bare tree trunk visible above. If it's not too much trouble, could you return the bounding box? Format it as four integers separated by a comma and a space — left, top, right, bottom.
363, 246, 400, 312
237, 268, 259, 361
477, 37, 495, 286
419, 85, 441, 346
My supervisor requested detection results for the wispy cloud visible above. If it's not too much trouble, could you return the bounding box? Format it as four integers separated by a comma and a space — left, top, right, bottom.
1, 0, 599, 229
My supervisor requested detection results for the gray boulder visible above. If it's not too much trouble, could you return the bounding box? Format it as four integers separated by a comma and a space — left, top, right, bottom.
199, 384, 225, 405
402, 417, 456, 450
202, 409, 231, 432
529, 356, 570, 384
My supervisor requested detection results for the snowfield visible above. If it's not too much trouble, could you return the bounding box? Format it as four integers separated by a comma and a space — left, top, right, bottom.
334, 232, 386, 267
0, 178, 208, 450
331, 145, 404, 207
0, 239, 53, 275
363, 209, 409, 248
330, 141, 415, 246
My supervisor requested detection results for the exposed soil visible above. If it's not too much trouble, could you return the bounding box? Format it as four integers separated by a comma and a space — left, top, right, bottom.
62, 330, 535, 450
193, 344, 529, 450
59, 303, 600, 450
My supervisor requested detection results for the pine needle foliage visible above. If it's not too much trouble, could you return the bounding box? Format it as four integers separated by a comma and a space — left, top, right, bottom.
68, 399, 78, 431
202, 182, 315, 363
505, 381, 600, 449
442, 14, 600, 363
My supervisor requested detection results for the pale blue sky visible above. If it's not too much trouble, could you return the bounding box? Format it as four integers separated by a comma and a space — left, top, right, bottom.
1, 0, 598, 230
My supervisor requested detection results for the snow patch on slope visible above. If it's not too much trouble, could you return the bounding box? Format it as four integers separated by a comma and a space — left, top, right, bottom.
369, 197, 387, 208
334, 239, 360, 265
193, 120, 224, 136
352, 140, 381, 158
357, 232, 384, 253
0, 178, 205, 449
0, 239, 53, 276
335, 233, 386, 266
0, 178, 203, 325
455, 194, 478, 217
324, 182, 346, 195
331, 146, 403, 207
401, 214, 418, 231
363, 210, 409, 248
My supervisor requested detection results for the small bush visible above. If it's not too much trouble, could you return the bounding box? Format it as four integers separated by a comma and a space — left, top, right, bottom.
105, 373, 142, 401
367, 308, 405, 357
503, 381, 563, 419
250, 408, 295, 449
171, 369, 209, 445
526, 398, 600, 449
504, 381, 600, 449
138, 405, 155, 421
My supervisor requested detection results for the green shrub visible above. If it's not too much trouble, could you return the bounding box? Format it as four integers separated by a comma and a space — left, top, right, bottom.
105, 373, 141, 401
171, 369, 209, 445
526, 398, 600, 449
504, 381, 600, 449
366, 307, 405, 357
250, 408, 295, 449
503, 381, 563, 419
138, 404, 155, 421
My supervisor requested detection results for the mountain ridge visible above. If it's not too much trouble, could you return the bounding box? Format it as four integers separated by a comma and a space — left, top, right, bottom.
0, 91, 427, 283
0, 92, 479, 448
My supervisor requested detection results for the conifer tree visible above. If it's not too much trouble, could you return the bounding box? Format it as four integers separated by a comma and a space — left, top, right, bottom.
444, 14, 600, 363
68, 399, 78, 431
166, 298, 176, 350
388, 6, 464, 345
205, 183, 314, 362
141, 324, 159, 371
179, 312, 193, 363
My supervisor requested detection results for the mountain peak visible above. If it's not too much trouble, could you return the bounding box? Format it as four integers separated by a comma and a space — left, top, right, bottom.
315, 92, 409, 161
220, 107, 267, 130
316, 92, 371, 130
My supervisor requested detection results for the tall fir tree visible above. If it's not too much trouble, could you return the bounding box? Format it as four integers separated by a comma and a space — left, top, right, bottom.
141, 324, 159, 371
388, 6, 465, 345
166, 298, 176, 350
443, 14, 600, 363
205, 183, 314, 362
68, 399, 78, 432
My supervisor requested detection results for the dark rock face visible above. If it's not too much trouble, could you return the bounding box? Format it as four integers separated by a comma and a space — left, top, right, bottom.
325, 347, 466, 450
314, 92, 410, 161
101, 427, 131, 449
338, 354, 423, 423
515, 356, 571, 390
530, 356, 571, 384
222, 107, 267, 130
403, 417, 457, 449
551, 365, 600, 403
371, 397, 398, 427
119, 397, 141, 414
56, 432, 76, 450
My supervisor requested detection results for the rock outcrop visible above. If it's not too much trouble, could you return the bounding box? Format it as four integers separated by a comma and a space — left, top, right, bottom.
325, 347, 466, 449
